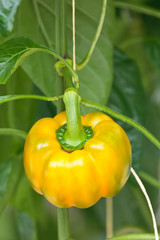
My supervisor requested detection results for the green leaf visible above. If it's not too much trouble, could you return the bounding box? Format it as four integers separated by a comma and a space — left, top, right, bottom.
0, 154, 22, 215
0, 37, 40, 84
108, 233, 159, 240
15, 211, 36, 240
11, 173, 37, 218
0, 159, 12, 201
16, 0, 114, 104
0, 36, 78, 87
108, 49, 146, 171
144, 39, 160, 70
11, 172, 58, 239
0, 0, 22, 36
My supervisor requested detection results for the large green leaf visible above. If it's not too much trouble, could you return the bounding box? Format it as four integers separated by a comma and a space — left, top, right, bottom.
0, 159, 12, 201
0, 154, 22, 215
0, 0, 22, 36
108, 49, 146, 170
16, 0, 114, 103
143, 39, 160, 106
0, 36, 77, 88
15, 211, 36, 240
0, 37, 40, 84
144, 39, 160, 70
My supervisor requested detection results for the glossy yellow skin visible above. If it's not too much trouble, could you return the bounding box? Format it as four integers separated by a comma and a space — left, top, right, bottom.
24, 111, 132, 208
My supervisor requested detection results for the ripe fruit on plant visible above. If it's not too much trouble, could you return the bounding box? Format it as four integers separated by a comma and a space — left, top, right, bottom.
24, 110, 132, 208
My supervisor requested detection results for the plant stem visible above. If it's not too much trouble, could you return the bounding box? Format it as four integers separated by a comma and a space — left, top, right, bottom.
77, 0, 107, 70
56, 0, 67, 112
55, 0, 67, 57
0, 128, 27, 139
0, 94, 63, 105
55, 1, 70, 239
80, 98, 160, 150
39, 47, 79, 89
63, 89, 86, 146
106, 198, 113, 239
61, 68, 74, 88
57, 208, 70, 240
139, 171, 160, 189
37, 0, 55, 16
114, 1, 160, 19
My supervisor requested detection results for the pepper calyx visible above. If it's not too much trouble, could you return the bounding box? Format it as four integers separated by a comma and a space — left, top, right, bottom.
56, 123, 94, 152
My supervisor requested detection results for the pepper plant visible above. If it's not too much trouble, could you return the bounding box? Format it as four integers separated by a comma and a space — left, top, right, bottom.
0, 0, 160, 240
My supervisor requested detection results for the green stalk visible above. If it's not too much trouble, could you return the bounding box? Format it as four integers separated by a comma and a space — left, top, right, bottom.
37, 0, 55, 16
63, 89, 86, 147
114, 1, 160, 19
0, 128, 27, 139
55, 0, 67, 57
77, 0, 107, 70
33, 0, 52, 48
57, 208, 70, 240
0, 94, 63, 105
56, 0, 67, 113
55, 1, 70, 239
139, 171, 160, 189
81, 98, 160, 150
106, 198, 113, 238
61, 68, 74, 88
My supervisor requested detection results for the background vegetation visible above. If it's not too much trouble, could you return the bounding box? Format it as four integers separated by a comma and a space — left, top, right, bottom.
0, 0, 160, 239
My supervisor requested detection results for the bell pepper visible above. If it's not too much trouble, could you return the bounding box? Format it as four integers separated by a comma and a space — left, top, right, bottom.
24, 90, 132, 208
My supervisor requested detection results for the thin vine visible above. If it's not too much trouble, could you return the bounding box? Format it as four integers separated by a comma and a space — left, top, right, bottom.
33, 0, 53, 48
0, 128, 27, 139
77, 0, 107, 70
81, 98, 160, 150
0, 94, 63, 105
37, 0, 55, 16
114, 1, 160, 19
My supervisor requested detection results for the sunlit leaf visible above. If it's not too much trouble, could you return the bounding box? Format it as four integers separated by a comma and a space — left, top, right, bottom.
0, 0, 22, 36
0, 37, 40, 84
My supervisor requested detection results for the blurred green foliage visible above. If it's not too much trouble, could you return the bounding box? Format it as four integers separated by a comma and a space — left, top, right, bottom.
0, 0, 160, 240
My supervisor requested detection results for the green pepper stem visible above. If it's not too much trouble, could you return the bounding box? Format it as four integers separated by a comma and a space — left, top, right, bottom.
55, 1, 70, 240
62, 68, 74, 88
63, 88, 86, 147
57, 208, 70, 240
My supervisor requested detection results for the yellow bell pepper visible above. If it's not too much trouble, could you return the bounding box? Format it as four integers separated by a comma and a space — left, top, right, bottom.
24, 111, 132, 208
